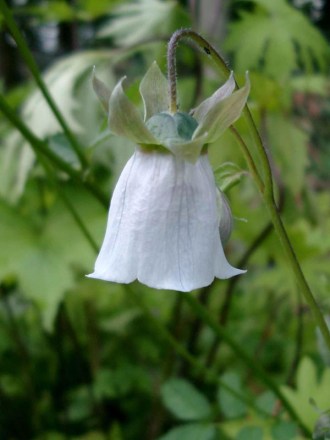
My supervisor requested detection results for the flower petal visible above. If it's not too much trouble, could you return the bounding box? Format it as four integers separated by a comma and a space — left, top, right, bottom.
92, 67, 111, 112
88, 151, 244, 291
192, 71, 235, 123
108, 77, 157, 143
193, 73, 250, 143
216, 188, 233, 245
139, 61, 169, 121
164, 133, 208, 163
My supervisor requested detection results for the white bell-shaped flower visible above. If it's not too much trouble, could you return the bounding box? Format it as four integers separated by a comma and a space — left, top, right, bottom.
88, 62, 250, 291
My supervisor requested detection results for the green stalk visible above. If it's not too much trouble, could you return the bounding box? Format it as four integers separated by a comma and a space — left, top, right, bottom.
0, 0, 88, 169
183, 294, 311, 436
0, 93, 108, 208
167, 28, 330, 351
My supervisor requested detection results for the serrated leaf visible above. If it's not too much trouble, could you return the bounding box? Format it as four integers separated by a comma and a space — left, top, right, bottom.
217, 372, 247, 419
161, 378, 212, 421
225, 0, 329, 79
158, 424, 216, 440
281, 357, 330, 431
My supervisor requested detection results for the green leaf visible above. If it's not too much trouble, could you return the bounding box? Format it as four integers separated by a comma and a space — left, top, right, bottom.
271, 420, 298, 439
161, 378, 212, 421
47, 133, 80, 168
235, 426, 263, 440
0, 131, 35, 203
255, 390, 276, 416
158, 424, 216, 440
225, 0, 329, 78
217, 372, 247, 419
281, 357, 330, 431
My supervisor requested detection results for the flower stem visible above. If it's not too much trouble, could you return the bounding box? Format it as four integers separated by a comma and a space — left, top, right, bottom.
0, 0, 88, 169
0, 93, 108, 208
167, 28, 330, 352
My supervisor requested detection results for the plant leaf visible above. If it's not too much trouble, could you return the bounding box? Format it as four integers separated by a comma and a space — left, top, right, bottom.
161, 378, 212, 421
158, 424, 216, 440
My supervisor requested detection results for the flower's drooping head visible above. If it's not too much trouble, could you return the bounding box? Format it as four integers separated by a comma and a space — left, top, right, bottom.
88, 62, 250, 291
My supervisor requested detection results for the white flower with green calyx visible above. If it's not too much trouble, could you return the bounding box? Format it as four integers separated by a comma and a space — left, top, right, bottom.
88, 62, 250, 292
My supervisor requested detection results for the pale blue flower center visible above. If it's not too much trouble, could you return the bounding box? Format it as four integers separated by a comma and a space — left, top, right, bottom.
146, 111, 198, 142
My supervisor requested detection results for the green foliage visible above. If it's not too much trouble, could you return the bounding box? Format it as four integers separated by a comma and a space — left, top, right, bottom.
225, 0, 329, 79
267, 114, 309, 195
97, 0, 189, 46
0, 188, 104, 330
161, 378, 212, 421
217, 372, 247, 419
158, 424, 216, 440
235, 426, 263, 440
0, 0, 329, 438
281, 358, 330, 431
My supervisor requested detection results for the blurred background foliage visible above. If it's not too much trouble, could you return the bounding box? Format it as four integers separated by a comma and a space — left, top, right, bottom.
0, 0, 330, 439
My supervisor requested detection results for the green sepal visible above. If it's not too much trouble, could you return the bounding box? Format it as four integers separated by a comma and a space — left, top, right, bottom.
193, 73, 250, 143
193, 71, 235, 123
139, 61, 169, 121
108, 77, 157, 144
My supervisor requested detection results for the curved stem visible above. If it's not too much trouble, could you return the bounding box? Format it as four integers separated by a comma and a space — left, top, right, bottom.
167, 28, 330, 352
0, 0, 88, 169
0, 93, 108, 208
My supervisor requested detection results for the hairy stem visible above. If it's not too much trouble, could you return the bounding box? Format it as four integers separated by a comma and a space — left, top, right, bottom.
167, 28, 330, 352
